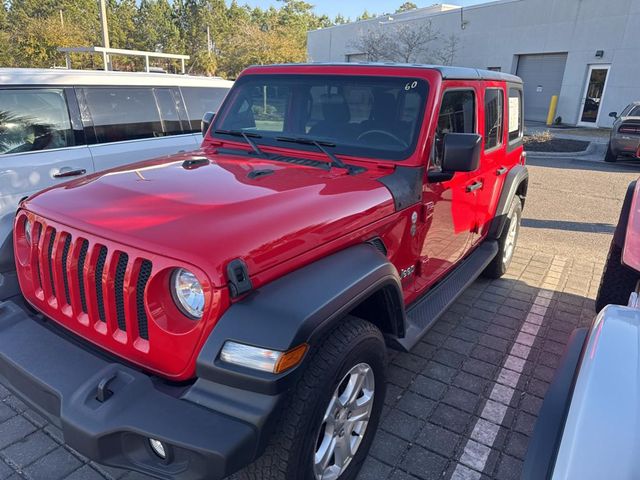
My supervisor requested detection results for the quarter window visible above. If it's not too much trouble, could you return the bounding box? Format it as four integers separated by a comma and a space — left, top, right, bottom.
181, 87, 230, 132
484, 88, 504, 150
0, 88, 74, 155
434, 89, 476, 166
508, 88, 523, 143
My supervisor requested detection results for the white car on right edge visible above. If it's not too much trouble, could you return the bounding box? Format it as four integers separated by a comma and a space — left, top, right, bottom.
524, 178, 640, 480
523, 301, 640, 480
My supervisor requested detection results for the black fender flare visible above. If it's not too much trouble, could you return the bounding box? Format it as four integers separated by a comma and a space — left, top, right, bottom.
194, 243, 405, 395
613, 180, 637, 249
488, 165, 529, 240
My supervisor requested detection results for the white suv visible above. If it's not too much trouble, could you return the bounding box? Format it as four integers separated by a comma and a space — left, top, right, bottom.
0, 68, 232, 298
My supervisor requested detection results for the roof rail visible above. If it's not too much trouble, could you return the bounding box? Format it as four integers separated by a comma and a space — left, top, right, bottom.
57, 46, 190, 74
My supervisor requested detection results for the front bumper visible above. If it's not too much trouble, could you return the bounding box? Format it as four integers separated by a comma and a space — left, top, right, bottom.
0, 299, 278, 480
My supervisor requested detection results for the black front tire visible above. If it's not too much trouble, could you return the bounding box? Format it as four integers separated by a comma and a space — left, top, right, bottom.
604, 142, 617, 163
483, 196, 522, 279
595, 239, 640, 312
239, 316, 387, 480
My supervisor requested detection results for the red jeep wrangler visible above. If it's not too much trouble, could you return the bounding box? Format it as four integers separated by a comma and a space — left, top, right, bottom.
2, 64, 527, 480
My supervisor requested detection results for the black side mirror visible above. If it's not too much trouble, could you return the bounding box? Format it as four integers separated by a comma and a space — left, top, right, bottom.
428, 133, 481, 183
201, 112, 215, 137
442, 133, 482, 172
609, 111, 618, 118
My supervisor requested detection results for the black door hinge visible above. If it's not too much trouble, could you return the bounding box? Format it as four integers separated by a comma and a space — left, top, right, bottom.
227, 259, 253, 298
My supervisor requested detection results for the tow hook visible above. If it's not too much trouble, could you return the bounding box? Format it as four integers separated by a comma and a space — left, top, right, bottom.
95, 373, 117, 402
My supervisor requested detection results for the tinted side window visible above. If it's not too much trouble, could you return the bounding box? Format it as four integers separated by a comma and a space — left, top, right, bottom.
154, 88, 187, 136
0, 88, 74, 155
181, 87, 229, 132
434, 89, 476, 166
484, 88, 504, 150
508, 88, 523, 143
82, 87, 163, 143
630, 106, 640, 117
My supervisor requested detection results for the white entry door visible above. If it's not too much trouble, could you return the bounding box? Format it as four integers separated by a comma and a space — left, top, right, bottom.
578, 65, 611, 127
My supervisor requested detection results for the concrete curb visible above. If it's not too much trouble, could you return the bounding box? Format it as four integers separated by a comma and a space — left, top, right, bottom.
526, 142, 605, 161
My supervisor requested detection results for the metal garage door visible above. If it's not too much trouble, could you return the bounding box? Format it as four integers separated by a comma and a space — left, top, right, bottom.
516, 53, 568, 122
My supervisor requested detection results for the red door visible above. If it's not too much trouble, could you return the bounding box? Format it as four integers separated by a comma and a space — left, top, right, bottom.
469, 83, 507, 245
415, 84, 480, 294
470, 82, 525, 245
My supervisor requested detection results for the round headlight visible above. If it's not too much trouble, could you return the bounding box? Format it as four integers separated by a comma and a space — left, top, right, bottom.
24, 219, 32, 245
171, 268, 204, 319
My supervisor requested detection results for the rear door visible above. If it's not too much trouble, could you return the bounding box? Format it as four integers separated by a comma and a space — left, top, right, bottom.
0, 87, 94, 271
78, 86, 196, 172
469, 83, 507, 245
416, 85, 478, 292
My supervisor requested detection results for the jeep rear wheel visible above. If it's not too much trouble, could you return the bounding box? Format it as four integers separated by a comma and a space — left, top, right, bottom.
595, 239, 640, 312
239, 316, 386, 480
483, 196, 522, 279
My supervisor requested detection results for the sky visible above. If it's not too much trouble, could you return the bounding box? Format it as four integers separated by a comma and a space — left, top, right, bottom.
227, 0, 493, 20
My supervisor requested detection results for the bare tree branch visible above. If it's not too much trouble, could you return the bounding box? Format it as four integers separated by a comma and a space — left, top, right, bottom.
431, 33, 459, 66
350, 20, 459, 65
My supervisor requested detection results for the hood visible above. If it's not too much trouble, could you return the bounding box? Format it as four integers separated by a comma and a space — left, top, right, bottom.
24, 151, 395, 286
552, 305, 640, 480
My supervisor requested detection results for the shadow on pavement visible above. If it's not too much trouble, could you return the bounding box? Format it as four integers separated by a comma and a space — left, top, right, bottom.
521, 219, 615, 234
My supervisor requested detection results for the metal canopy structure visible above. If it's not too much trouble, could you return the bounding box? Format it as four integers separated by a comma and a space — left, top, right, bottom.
57, 46, 190, 73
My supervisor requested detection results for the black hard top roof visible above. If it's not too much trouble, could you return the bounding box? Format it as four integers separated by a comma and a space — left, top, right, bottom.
258, 62, 523, 84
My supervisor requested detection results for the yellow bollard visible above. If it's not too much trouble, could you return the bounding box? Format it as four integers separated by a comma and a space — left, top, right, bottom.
546, 95, 559, 126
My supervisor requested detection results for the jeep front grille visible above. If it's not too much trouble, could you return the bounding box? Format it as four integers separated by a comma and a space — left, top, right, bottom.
136, 260, 153, 340
114, 252, 129, 331
77, 239, 89, 313
95, 245, 108, 323
30, 221, 153, 343
16, 211, 219, 380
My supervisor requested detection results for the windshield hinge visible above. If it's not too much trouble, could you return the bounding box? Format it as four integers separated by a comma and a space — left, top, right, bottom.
227, 259, 253, 298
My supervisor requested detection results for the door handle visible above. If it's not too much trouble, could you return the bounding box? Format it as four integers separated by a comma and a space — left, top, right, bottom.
496, 167, 508, 176
466, 181, 483, 193
53, 168, 87, 179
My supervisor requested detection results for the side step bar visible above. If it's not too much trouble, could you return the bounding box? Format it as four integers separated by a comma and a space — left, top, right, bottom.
393, 240, 499, 351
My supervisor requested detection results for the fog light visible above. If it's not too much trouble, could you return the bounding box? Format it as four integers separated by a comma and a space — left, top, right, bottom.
149, 438, 167, 459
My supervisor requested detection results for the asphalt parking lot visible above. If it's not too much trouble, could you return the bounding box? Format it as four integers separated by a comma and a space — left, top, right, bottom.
0, 155, 638, 480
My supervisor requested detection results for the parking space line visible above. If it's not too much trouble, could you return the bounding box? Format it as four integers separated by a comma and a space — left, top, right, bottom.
451, 257, 568, 480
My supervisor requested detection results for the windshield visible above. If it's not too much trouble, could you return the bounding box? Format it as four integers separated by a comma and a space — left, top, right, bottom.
212, 74, 429, 161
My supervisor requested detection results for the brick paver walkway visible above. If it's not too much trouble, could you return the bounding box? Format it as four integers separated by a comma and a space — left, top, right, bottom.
357, 247, 600, 480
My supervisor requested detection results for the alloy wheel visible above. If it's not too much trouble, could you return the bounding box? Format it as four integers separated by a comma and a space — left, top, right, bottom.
313, 363, 375, 480
503, 214, 519, 264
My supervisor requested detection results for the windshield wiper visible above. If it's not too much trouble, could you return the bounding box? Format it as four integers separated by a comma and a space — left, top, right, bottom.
275, 136, 364, 174
214, 129, 266, 158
